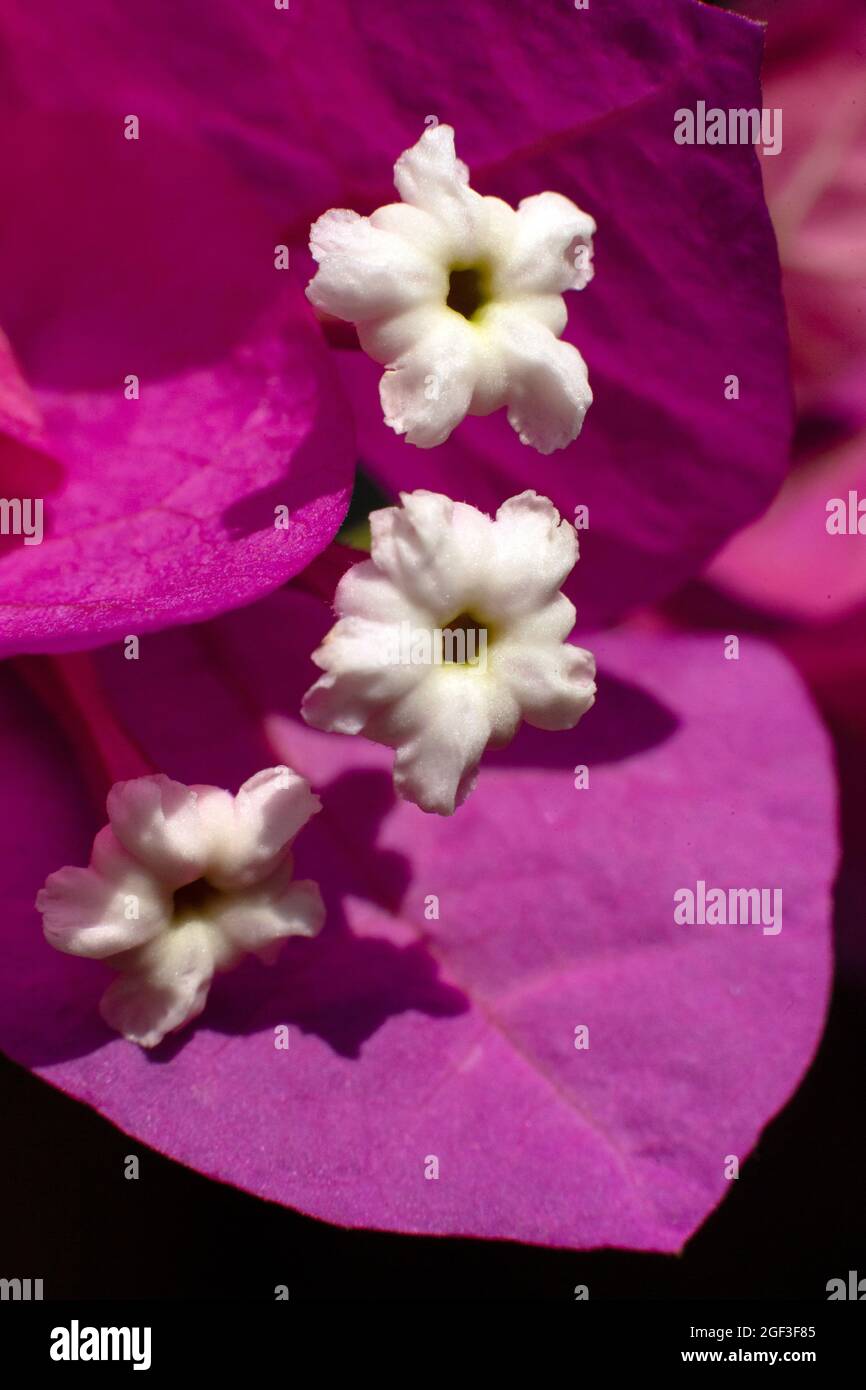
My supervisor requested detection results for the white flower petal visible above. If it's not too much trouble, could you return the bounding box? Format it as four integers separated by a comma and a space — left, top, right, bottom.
306, 124, 595, 451
369, 491, 492, 616
379, 310, 480, 448
107, 774, 208, 886
491, 493, 579, 609
99, 922, 215, 1049
356, 302, 440, 365
509, 591, 579, 644
333, 559, 425, 625
236, 766, 320, 860
393, 125, 484, 254
195, 768, 321, 890
369, 202, 450, 263
37, 827, 168, 958
486, 305, 592, 453
304, 616, 426, 735
391, 673, 504, 817
507, 292, 568, 336
39, 766, 325, 1046
302, 490, 594, 813
210, 869, 325, 964
308, 208, 445, 322
498, 191, 596, 295
495, 642, 597, 730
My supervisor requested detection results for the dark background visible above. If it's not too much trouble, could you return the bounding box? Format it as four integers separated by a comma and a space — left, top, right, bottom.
0, 970, 862, 1300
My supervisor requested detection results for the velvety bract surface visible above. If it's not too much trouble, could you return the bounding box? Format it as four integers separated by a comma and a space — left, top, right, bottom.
0, 592, 835, 1250
0, 65, 355, 654
293, 0, 794, 624
4, 0, 794, 628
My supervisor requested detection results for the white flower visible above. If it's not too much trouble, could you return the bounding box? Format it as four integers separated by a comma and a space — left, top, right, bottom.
36, 767, 325, 1048
302, 490, 596, 816
306, 124, 596, 453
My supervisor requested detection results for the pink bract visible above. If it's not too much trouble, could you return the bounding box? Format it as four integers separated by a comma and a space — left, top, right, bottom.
4, 0, 794, 628
0, 95, 354, 655
0, 591, 836, 1251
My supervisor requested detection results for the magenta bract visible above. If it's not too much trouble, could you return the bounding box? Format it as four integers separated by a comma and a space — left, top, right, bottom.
0, 591, 835, 1250
0, 88, 354, 655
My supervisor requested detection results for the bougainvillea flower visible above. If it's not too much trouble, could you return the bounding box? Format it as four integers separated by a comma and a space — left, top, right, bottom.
298, 0, 794, 626
37, 767, 324, 1048
303, 491, 595, 813
307, 124, 595, 451
0, 589, 835, 1250
5, 0, 793, 629
0, 86, 354, 658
